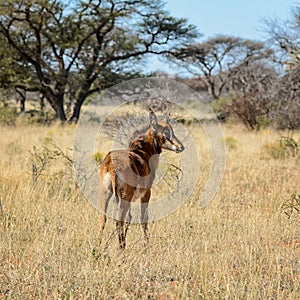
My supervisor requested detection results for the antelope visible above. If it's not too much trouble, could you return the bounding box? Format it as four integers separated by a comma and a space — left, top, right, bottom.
99, 108, 185, 249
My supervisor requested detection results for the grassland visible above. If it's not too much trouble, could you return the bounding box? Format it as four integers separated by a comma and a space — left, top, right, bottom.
0, 121, 299, 299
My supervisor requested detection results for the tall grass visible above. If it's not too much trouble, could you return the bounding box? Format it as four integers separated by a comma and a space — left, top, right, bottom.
0, 124, 299, 299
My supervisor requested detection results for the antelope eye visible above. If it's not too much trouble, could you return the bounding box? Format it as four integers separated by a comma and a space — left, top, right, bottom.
163, 129, 170, 139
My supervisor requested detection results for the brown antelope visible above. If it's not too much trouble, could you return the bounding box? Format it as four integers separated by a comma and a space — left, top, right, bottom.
99, 108, 185, 249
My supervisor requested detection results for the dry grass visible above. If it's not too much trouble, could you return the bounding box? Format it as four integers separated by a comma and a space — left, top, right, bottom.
0, 123, 299, 299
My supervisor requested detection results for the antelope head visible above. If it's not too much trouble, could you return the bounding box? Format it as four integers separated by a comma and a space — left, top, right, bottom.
149, 108, 185, 153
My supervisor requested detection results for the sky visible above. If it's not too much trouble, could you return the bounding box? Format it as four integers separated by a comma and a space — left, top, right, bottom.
150, 0, 298, 73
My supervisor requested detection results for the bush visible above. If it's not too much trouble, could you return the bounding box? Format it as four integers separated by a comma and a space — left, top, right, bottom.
281, 192, 300, 218
93, 152, 105, 164
0, 103, 56, 126
261, 135, 299, 159
0, 105, 18, 125
224, 135, 238, 150
18, 110, 56, 125
210, 97, 232, 123
227, 89, 271, 130
29, 144, 73, 184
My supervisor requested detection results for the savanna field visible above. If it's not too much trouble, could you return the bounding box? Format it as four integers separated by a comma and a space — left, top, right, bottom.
0, 120, 299, 299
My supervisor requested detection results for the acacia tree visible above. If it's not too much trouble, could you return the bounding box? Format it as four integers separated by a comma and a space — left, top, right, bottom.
167, 35, 272, 100
264, 5, 300, 70
0, 0, 197, 122
264, 4, 300, 129
272, 68, 300, 129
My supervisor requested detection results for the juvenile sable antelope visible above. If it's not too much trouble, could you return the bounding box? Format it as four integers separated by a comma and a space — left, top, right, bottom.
99, 108, 185, 249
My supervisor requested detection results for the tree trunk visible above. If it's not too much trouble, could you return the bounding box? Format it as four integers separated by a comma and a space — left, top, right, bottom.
69, 83, 91, 123
55, 99, 67, 122
41, 86, 67, 122
69, 93, 86, 123
40, 94, 45, 111
20, 94, 25, 113
15, 87, 26, 113
208, 81, 217, 100
204, 77, 218, 100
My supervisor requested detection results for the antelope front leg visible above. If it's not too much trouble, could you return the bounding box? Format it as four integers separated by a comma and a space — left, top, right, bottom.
124, 210, 132, 239
99, 214, 106, 244
141, 190, 151, 245
116, 220, 125, 249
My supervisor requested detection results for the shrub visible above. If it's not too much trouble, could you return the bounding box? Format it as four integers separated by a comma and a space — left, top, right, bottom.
227, 89, 271, 130
93, 152, 105, 164
281, 192, 300, 218
18, 110, 56, 125
224, 136, 238, 150
211, 97, 231, 122
0, 105, 18, 125
261, 135, 299, 159
29, 144, 73, 183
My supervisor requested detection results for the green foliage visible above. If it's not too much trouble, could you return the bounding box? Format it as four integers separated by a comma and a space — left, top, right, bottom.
280, 136, 299, 156
261, 135, 299, 159
0, 105, 56, 126
0, 34, 34, 89
93, 152, 105, 164
224, 135, 238, 150
211, 97, 231, 115
0, 104, 18, 125
18, 110, 56, 125
254, 115, 272, 130
281, 192, 300, 218
0, 0, 198, 121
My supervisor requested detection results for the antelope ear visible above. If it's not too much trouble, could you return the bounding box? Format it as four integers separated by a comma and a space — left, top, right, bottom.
165, 113, 170, 124
149, 108, 157, 130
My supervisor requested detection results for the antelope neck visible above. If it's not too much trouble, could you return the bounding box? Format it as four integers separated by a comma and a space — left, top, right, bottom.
129, 128, 162, 159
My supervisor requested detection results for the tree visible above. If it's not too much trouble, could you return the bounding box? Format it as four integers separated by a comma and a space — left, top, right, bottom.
225, 47, 277, 130
267, 66, 300, 130
264, 5, 300, 70
0, 0, 198, 122
167, 35, 273, 100
264, 4, 300, 129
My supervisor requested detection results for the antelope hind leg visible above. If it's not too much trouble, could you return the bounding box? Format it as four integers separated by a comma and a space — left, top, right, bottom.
141, 190, 151, 245
116, 198, 130, 249
99, 185, 112, 245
